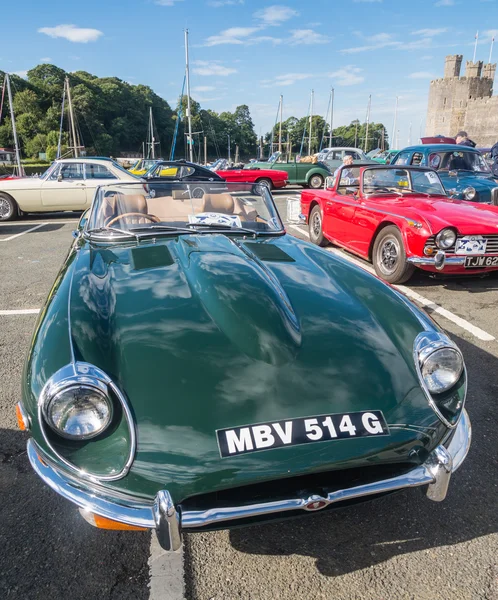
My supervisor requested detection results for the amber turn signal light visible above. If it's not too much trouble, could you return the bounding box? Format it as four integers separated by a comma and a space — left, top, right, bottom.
15, 403, 30, 431
79, 509, 147, 531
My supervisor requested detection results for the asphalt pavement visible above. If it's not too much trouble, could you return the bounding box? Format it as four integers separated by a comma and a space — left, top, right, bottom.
0, 202, 497, 599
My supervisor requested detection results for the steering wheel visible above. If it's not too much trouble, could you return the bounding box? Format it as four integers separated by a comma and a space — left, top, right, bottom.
105, 213, 160, 227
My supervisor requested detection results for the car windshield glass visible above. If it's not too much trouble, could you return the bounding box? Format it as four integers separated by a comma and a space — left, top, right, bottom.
86, 181, 284, 238
110, 160, 140, 178
362, 168, 446, 195
209, 159, 227, 171
429, 151, 491, 173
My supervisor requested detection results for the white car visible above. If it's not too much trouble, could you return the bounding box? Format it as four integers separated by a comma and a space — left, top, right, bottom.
0, 157, 139, 221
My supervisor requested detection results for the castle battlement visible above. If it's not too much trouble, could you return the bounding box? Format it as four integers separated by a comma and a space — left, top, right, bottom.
425, 54, 498, 146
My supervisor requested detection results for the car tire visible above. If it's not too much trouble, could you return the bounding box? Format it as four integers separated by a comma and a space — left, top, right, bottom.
308, 205, 329, 247
0, 193, 18, 221
256, 178, 273, 190
308, 174, 324, 189
372, 226, 415, 284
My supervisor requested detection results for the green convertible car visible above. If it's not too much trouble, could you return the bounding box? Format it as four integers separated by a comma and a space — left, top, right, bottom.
248, 151, 331, 189
17, 180, 470, 551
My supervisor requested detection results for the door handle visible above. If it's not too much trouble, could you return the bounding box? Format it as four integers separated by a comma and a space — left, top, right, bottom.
75, 183, 85, 186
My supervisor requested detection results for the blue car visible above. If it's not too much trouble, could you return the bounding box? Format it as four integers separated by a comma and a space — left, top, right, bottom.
392, 144, 498, 205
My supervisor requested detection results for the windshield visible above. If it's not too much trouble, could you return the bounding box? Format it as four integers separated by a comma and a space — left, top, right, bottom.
86, 181, 284, 238
428, 150, 491, 173
362, 168, 446, 195
209, 158, 228, 171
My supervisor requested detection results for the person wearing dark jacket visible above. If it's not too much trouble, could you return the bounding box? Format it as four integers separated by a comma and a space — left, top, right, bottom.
490, 141, 498, 178
455, 131, 477, 147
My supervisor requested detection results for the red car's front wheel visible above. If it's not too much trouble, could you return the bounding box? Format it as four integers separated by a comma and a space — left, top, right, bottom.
256, 178, 273, 190
308, 205, 329, 247
372, 226, 415, 284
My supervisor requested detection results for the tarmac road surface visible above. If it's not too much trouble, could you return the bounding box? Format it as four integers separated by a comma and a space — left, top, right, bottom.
0, 204, 496, 599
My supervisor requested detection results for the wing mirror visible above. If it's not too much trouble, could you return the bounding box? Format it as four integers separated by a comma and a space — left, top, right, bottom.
325, 176, 335, 189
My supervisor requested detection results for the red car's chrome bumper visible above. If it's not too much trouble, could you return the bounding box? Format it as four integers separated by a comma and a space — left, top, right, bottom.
26, 410, 471, 552
408, 251, 498, 273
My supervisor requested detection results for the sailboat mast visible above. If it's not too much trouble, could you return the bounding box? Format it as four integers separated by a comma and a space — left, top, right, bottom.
5, 74, 23, 176
364, 94, 371, 153
184, 29, 193, 163
391, 96, 398, 149
309, 89, 313, 156
66, 77, 79, 158
57, 83, 66, 159
149, 107, 155, 159
329, 88, 334, 147
278, 95, 283, 154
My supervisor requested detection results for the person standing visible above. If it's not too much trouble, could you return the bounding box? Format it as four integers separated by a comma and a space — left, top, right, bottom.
455, 131, 476, 148
490, 140, 498, 178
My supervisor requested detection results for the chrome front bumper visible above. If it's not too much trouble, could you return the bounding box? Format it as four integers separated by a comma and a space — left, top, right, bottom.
408, 251, 466, 270
27, 409, 471, 552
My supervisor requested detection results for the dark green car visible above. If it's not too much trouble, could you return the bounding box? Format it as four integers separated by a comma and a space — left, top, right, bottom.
18, 180, 471, 551
248, 152, 331, 188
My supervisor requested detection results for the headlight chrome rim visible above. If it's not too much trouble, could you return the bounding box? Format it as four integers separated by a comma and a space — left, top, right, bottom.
42, 383, 113, 441
420, 347, 464, 394
414, 331, 466, 429
435, 228, 457, 250
37, 362, 136, 482
463, 186, 476, 200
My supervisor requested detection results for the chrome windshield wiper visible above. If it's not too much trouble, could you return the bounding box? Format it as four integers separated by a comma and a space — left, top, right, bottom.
129, 225, 194, 234
85, 226, 141, 241
185, 222, 258, 236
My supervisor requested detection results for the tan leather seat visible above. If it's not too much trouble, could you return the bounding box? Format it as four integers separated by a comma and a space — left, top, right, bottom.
103, 193, 150, 225
201, 193, 235, 214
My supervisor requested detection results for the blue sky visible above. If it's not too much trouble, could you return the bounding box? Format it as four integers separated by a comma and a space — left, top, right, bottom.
1, 0, 497, 150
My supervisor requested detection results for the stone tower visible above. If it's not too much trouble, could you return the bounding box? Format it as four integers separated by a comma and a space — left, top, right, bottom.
425, 54, 497, 146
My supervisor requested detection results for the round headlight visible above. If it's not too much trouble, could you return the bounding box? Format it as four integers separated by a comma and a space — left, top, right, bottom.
421, 348, 463, 394
435, 228, 456, 249
44, 385, 113, 440
463, 186, 476, 200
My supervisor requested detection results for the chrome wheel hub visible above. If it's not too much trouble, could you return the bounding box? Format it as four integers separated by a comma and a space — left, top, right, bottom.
379, 237, 399, 274
311, 212, 321, 238
0, 197, 11, 219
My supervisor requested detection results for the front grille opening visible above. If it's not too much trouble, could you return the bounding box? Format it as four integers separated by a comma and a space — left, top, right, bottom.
424, 234, 498, 255
180, 463, 415, 514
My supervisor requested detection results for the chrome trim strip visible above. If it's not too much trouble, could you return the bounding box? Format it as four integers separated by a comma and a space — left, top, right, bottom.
27, 409, 471, 548
38, 362, 137, 482
408, 256, 466, 266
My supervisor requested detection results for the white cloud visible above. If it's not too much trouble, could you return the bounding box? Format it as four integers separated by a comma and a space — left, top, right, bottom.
38, 24, 103, 43
254, 5, 299, 25
261, 72, 312, 87
155, 0, 183, 5
203, 26, 261, 45
407, 71, 436, 79
412, 28, 447, 36
329, 66, 365, 86
208, 0, 243, 5
192, 85, 216, 92
192, 61, 237, 76
40, 57, 51, 62
435, 0, 454, 5
12, 70, 28, 78
289, 29, 330, 45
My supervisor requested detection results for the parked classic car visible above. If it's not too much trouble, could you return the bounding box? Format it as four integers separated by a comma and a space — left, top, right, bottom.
371, 149, 399, 164
391, 144, 498, 204
317, 147, 374, 171
209, 158, 288, 189
145, 159, 225, 182
18, 179, 470, 551
248, 151, 331, 189
301, 164, 498, 283
0, 157, 139, 221
128, 158, 163, 176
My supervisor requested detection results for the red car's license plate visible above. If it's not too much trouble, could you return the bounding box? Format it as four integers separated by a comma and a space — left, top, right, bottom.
464, 256, 498, 268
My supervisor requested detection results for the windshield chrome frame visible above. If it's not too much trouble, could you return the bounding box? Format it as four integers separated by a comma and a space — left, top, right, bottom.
360, 167, 446, 197
84, 180, 286, 241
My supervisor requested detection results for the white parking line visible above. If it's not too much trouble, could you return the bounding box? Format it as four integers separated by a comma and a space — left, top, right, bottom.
0, 309, 41, 315
287, 224, 496, 343
0, 220, 78, 226
0, 223, 48, 242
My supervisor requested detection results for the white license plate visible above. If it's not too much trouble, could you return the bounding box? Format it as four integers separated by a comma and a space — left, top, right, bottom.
455, 236, 487, 255
464, 255, 498, 268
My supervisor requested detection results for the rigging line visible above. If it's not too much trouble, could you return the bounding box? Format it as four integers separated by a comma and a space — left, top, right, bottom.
57, 85, 66, 159
268, 99, 280, 159
319, 93, 332, 152
0, 78, 5, 125
170, 74, 186, 160
299, 95, 312, 157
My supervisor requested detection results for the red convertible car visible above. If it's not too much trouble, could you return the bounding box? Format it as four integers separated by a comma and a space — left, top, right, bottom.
210, 159, 288, 189
301, 164, 498, 283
